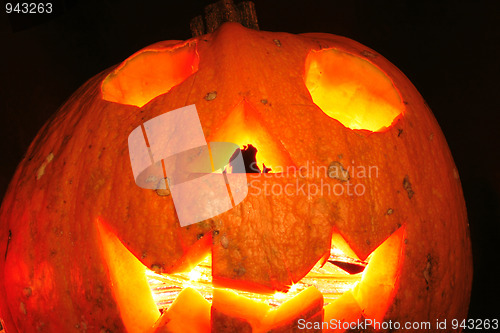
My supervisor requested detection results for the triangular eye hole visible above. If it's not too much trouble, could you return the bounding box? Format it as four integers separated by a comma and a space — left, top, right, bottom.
102, 42, 199, 107
304, 48, 404, 133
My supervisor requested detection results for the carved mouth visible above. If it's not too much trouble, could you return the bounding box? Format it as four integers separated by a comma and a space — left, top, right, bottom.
147, 250, 366, 310
97, 220, 405, 332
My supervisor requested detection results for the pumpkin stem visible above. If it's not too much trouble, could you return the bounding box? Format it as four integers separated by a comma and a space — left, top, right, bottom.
190, 0, 259, 37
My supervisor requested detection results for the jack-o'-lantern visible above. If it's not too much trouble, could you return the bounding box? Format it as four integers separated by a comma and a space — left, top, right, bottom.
0, 1, 472, 332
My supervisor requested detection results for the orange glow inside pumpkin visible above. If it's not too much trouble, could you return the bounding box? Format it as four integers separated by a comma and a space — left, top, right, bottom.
96, 218, 405, 331
151, 287, 211, 333
209, 100, 295, 171
304, 48, 404, 132
146, 251, 363, 310
96, 219, 161, 332
101, 42, 199, 107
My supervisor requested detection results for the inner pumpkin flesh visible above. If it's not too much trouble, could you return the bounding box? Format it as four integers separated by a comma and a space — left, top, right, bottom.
97, 219, 405, 332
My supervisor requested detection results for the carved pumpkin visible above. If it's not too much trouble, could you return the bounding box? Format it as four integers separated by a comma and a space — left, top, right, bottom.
0, 16, 471, 333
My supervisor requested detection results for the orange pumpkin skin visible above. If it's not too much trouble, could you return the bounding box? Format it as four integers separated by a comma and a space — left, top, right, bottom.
0, 23, 472, 332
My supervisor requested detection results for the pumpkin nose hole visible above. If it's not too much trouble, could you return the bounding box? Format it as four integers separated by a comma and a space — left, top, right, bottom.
209, 100, 295, 171
229, 144, 272, 174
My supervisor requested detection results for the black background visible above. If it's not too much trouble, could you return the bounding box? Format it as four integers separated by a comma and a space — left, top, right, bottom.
0, 0, 498, 321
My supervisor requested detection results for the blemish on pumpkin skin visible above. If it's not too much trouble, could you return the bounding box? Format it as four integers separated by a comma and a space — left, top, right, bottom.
19, 302, 27, 315
198, 220, 212, 231
316, 41, 329, 50
273, 39, 281, 47
361, 50, 377, 58
5, 230, 11, 260
155, 187, 171, 196
260, 99, 268, 105
397, 128, 403, 137
62, 135, 71, 145
36, 322, 47, 331
423, 254, 434, 290
233, 265, 246, 277
75, 322, 88, 330
403, 175, 415, 199
386, 208, 394, 215
220, 235, 229, 249
36, 152, 54, 180
327, 161, 350, 182
204, 91, 217, 101
151, 264, 164, 273
155, 178, 171, 196
23, 287, 32, 298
